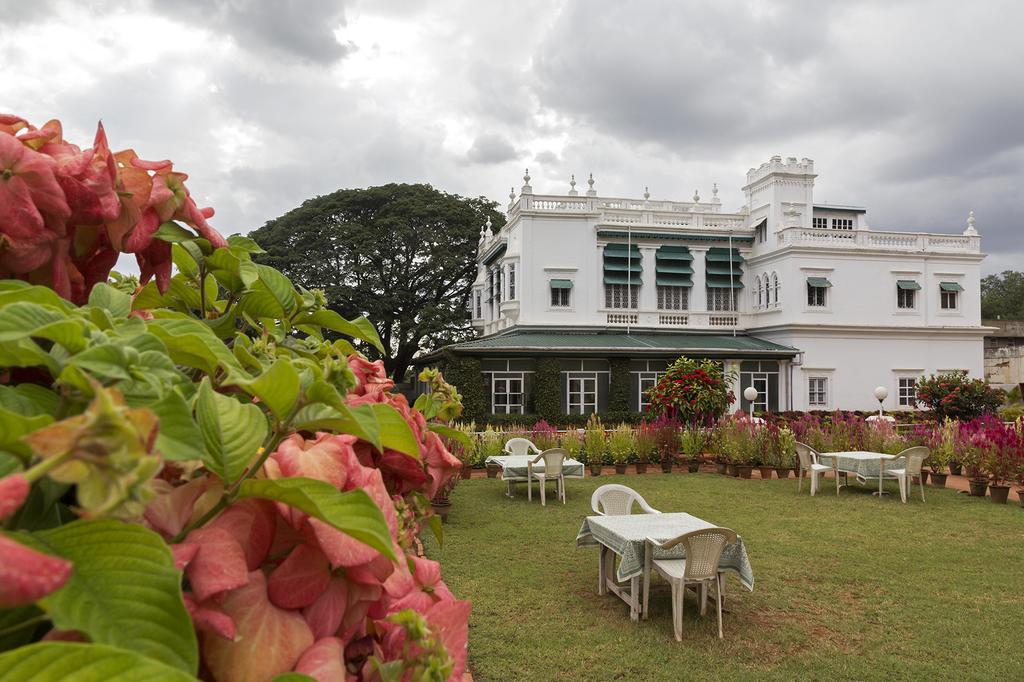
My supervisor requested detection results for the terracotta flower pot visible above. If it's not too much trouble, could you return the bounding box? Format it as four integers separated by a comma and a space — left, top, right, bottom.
431, 500, 451, 523
774, 467, 789, 479
460, 466, 472, 480
929, 472, 948, 488
590, 464, 603, 477
687, 460, 701, 473
949, 463, 963, 476
715, 462, 727, 475
989, 484, 1010, 504
635, 462, 648, 474
726, 464, 737, 477
736, 465, 753, 479
661, 459, 673, 473
614, 464, 628, 475
758, 466, 774, 480
918, 471, 929, 485
486, 463, 499, 478
1017, 489, 1024, 509
968, 478, 988, 497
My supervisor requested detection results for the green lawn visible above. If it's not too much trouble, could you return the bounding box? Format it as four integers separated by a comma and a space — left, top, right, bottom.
424, 472, 1024, 681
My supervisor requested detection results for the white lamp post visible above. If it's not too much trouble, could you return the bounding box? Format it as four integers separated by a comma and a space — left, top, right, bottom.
873, 386, 888, 418
743, 386, 759, 419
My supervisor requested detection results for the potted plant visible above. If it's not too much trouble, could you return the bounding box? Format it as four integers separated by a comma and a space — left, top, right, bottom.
680, 427, 706, 473
634, 421, 656, 474
958, 419, 990, 497
431, 475, 460, 523
562, 427, 583, 465
756, 424, 776, 480
481, 426, 504, 478
610, 423, 633, 474
532, 419, 559, 452
776, 426, 797, 478
653, 416, 679, 473
983, 419, 1020, 504
584, 414, 607, 477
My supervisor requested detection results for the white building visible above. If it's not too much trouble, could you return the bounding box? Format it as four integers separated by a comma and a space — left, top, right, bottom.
437, 157, 986, 416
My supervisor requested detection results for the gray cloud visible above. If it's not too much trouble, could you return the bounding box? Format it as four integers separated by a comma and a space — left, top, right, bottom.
466, 133, 519, 164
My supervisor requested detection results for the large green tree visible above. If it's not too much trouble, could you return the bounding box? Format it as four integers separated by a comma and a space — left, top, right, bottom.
981, 270, 1024, 320
250, 184, 504, 381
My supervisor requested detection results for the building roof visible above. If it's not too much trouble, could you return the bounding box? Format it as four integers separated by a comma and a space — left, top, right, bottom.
422, 329, 798, 361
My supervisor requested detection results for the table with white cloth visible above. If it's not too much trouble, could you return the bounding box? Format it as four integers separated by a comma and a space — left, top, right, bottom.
817, 451, 898, 495
576, 512, 754, 621
484, 455, 585, 496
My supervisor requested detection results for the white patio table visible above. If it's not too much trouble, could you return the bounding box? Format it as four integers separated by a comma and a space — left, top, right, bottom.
818, 451, 898, 496
576, 512, 754, 621
484, 454, 585, 496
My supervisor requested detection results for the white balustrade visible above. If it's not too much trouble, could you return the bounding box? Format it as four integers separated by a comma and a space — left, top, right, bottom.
777, 227, 979, 253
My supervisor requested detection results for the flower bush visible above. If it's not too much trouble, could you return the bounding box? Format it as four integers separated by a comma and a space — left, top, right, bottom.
645, 357, 735, 426
582, 414, 607, 465
632, 421, 656, 464
0, 116, 469, 680
530, 419, 559, 451
608, 423, 634, 465
916, 371, 1004, 421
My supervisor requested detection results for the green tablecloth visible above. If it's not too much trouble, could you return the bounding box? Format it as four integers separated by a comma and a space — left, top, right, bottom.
576, 512, 754, 591
818, 451, 899, 480
484, 455, 585, 481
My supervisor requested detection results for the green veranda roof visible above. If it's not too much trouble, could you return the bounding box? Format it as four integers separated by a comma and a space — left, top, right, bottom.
431, 330, 797, 359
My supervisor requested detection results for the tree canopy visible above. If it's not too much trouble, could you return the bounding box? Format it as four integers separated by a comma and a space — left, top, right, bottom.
250, 183, 504, 381
981, 270, 1024, 320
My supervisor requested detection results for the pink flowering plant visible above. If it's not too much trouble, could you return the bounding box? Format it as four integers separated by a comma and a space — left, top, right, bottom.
645, 357, 735, 427
0, 116, 469, 680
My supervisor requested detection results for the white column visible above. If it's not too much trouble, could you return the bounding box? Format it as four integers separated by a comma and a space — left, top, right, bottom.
690, 247, 708, 311
640, 246, 657, 310
724, 359, 742, 414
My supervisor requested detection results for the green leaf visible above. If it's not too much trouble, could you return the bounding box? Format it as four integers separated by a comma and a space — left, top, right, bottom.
292, 403, 382, 452
228, 358, 300, 422
0, 406, 52, 461
370, 402, 421, 458
147, 316, 245, 376
227, 234, 266, 253
0, 338, 58, 373
0, 451, 22, 477
7, 478, 68, 531
149, 389, 204, 461
0, 281, 72, 311
428, 422, 471, 450
153, 221, 196, 243
29, 520, 199, 674
13, 383, 60, 414
207, 247, 258, 293
68, 344, 131, 381
0, 642, 195, 682
88, 283, 132, 318
237, 478, 396, 562
292, 309, 384, 353
272, 675, 317, 682
131, 281, 166, 311
427, 513, 443, 548
239, 265, 298, 319
195, 378, 268, 483
0, 302, 88, 353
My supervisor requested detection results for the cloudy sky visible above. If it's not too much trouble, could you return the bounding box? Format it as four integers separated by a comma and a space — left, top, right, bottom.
3, 0, 1021, 273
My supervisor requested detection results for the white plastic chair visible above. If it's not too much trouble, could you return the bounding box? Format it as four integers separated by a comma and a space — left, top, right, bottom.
503, 437, 541, 457
795, 442, 838, 496
527, 448, 567, 506
642, 527, 738, 640
591, 484, 661, 516
887, 446, 930, 503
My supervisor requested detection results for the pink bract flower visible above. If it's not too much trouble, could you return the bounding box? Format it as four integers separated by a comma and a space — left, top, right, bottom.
0, 535, 73, 609
267, 543, 333, 610
0, 473, 29, 521
348, 355, 394, 396
294, 637, 346, 682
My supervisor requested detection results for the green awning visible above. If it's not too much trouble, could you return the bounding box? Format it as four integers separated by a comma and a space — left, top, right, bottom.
550, 279, 573, 289
656, 277, 694, 287
655, 262, 693, 275
603, 274, 641, 285
706, 279, 744, 289
655, 246, 693, 262
939, 281, 964, 292
705, 264, 741, 276
807, 277, 832, 288
481, 243, 506, 266
897, 280, 921, 291
705, 248, 744, 263
603, 261, 643, 273
603, 243, 641, 256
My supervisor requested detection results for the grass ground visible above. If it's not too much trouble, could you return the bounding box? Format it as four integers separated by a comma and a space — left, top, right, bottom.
424, 472, 1024, 681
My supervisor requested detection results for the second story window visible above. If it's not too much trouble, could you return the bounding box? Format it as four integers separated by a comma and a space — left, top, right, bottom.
896, 280, 920, 309
706, 287, 736, 312
508, 263, 516, 300
832, 218, 853, 230
812, 217, 828, 229
474, 291, 481, 319
550, 279, 572, 307
605, 283, 639, 309
806, 276, 831, 307
772, 273, 780, 306
656, 286, 688, 310
940, 281, 963, 310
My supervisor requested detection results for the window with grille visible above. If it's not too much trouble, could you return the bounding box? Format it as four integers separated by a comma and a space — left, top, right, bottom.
941, 290, 958, 309
832, 218, 853, 230
897, 287, 916, 309
807, 283, 827, 307
656, 286, 688, 310
755, 277, 763, 308
808, 377, 828, 407
898, 377, 917, 407
550, 286, 570, 307
474, 292, 481, 318
706, 287, 736, 312
492, 375, 524, 414
812, 217, 828, 229
772, 274, 780, 306
567, 373, 598, 415
508, 263, 516, 299
605, 284, 639, 309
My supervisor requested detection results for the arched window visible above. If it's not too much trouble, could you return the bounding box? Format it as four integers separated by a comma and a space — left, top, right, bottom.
755, 275, 762, 309
771, 272, 780, 306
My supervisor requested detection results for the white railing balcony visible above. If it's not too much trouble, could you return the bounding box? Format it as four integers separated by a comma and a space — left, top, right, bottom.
776, 226, 981, 254
601, 309, 749, 330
